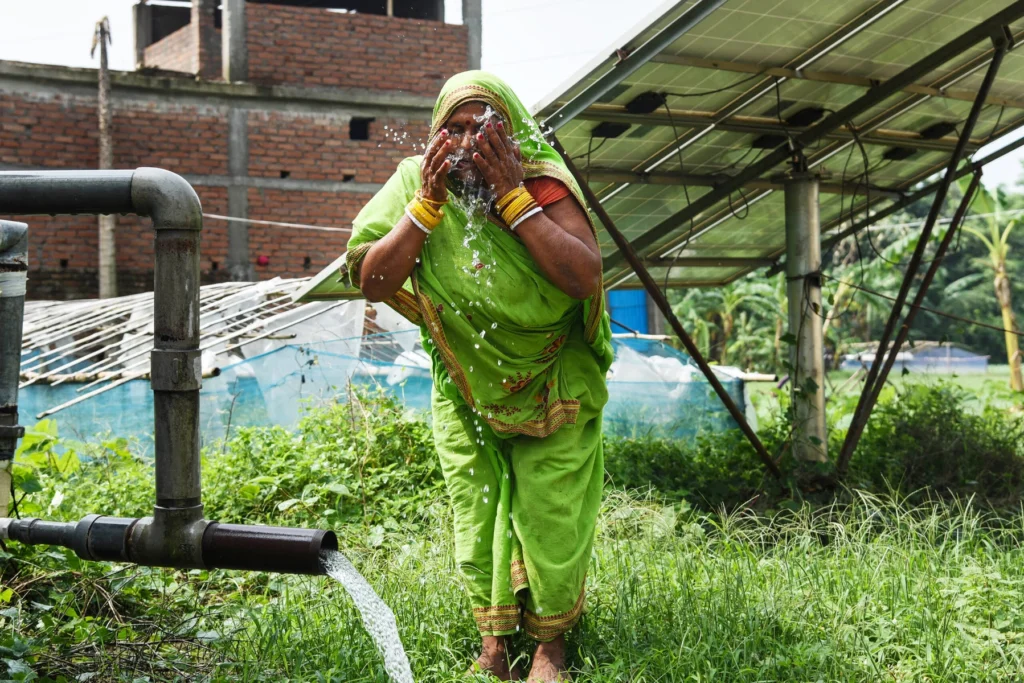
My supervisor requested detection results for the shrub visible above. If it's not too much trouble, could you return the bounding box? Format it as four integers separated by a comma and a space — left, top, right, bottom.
848, 382, 1024, 506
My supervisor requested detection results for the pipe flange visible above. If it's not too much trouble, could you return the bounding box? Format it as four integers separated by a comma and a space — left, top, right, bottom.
150, 349, 202, 392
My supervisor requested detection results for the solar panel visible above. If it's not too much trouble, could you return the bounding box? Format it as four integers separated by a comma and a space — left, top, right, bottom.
533, 0, 1024, 288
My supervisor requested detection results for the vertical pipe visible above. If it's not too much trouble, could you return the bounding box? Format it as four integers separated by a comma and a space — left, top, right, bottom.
0, 220, 28, 516
130, 168, 206, 568
784, 174, 827, 463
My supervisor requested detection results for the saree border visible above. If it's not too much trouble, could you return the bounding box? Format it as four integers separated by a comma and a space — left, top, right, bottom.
414, 279, 581, 438
523, 587, 586, 642
473, 604, 522, 634
510, 560, 529, 592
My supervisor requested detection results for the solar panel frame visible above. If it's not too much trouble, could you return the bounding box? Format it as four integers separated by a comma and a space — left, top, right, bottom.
533, 0, 1024, 287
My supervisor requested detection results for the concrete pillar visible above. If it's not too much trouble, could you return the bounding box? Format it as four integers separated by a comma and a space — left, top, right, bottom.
227, 109, 253, 281
191, 0, 219, 80
222, 0, 248, 83
647, 294, 666, 336
783, 173, 827, 463
133, 1, 152, 69
462, 0, 482, 70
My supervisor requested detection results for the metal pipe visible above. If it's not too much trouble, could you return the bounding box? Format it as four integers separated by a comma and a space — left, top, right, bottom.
836, 35, 1009, 477
550, 136, 782, 478
0, 168, 335, 576
0, 220, 28, 514
0, 516, 337, 575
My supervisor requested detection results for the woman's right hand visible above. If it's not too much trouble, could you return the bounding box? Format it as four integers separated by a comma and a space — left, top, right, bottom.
421, 130, 452, 203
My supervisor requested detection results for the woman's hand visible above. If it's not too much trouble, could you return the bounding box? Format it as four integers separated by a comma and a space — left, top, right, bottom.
472, 120, 523, 198
422, 130, 452, 203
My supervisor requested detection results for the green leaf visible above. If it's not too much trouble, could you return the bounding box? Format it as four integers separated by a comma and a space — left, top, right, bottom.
326, 483, 351, 497
277, 499, 300, 512
18, 477, 41, 494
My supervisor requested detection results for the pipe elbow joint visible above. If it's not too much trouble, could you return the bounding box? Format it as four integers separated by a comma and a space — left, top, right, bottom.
131, 168, 203, 232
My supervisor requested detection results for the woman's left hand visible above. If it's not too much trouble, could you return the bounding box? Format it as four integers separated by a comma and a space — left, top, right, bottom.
472, 120, 524, 198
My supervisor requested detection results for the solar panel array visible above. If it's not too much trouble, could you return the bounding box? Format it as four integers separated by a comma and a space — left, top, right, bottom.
533, 0, 1024, 288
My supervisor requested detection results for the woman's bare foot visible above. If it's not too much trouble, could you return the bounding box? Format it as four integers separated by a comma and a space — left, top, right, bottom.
526, 635, 571, 682
468, 635, 523, 681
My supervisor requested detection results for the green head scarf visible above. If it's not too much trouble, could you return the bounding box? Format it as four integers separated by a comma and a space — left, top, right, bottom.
347, 70, 612, 438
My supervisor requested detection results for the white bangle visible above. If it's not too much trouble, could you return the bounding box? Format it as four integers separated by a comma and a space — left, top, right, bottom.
405, 208, 432, 235
510, 206, 544, 232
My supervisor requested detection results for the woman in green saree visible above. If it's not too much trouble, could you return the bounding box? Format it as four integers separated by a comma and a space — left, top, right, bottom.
347, 71, 612, 682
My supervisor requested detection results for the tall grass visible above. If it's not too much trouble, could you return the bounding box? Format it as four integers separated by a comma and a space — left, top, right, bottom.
204, 492, 1024, 682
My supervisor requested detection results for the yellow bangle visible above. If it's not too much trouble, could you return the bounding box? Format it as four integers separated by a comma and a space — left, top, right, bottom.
416, 189, 448, 209
496, 186, 527, 212
406, 197, 444, 233
500, 191, 539, 226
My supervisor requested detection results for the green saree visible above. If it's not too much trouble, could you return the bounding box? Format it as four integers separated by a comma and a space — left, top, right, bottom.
347, 70, 613, 640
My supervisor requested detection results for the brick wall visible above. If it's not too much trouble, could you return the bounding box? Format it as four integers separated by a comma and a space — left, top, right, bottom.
0, 82, 425, 300
246, 5, 467, 95
246, 111, 413, 184
143, 25, 195, 73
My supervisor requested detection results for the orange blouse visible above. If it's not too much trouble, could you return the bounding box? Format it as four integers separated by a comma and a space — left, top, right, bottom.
523, 176, 571, 208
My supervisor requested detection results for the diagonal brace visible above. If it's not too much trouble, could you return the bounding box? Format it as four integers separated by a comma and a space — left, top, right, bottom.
550, 136, 782, 479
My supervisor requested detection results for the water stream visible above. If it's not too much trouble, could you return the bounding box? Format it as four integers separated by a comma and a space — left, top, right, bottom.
321, 550, 414, 683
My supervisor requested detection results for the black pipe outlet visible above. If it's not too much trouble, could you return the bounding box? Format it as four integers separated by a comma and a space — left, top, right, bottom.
4, 518, 75, 547
202, 522, 338, 575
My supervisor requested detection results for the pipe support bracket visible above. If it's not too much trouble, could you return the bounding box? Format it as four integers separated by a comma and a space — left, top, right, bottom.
150, 349, 203, 392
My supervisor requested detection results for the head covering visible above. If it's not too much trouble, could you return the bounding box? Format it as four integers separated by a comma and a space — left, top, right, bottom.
346, 70, 612, 438
428, 70, 576, 190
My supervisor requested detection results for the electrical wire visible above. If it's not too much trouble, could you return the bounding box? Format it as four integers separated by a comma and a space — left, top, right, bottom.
662, 72, 765, 99
660, 102, 695, 291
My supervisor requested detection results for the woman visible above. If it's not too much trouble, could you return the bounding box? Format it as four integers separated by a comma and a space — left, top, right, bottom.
347, 71, 612, 682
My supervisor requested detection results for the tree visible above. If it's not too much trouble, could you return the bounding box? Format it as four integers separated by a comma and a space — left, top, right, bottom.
92, 17, 116, 298
958, 180, 1023, 392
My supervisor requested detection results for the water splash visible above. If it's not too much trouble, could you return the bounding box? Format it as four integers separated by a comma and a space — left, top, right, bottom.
322, 551, 414, 683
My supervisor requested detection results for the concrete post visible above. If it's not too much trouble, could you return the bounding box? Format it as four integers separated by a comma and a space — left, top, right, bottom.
0, 221, 28, 517
783, 173, 827, 463
222, 0, 248, 83
227, 109, 253, 281
95, 18, 118, 299
191, 0, 219, 80
462, 0, 482, 70
133, 1, 152, 69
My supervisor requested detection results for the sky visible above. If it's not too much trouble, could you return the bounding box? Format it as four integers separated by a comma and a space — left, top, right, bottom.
1, 0, 1022, 188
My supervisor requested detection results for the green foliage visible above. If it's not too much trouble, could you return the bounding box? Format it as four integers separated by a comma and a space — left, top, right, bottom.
849, 382, 1024, 505
202, 390, 445, 543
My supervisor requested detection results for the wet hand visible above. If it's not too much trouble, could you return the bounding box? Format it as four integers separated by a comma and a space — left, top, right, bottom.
421, 129, 452, 203
472, 121, 523, 199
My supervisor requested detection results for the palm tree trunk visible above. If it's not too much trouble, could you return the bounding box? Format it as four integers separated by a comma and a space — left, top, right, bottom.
721, 314, 733, 365
773, 316, 783, 369
994, 262, 1023, 391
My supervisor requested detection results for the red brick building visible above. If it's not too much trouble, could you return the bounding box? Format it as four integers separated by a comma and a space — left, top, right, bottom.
0, 0, 478, 299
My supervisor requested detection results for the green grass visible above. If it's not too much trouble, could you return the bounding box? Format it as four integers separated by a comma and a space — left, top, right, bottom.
6, 493, 1024, 682
747, 364, 1022, 423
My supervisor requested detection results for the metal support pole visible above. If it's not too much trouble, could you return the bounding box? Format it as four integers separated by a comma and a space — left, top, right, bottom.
836, 33, 1009, 476
550, 136, 781, 478
0, 221, 28, 516
780, 174, 827, 462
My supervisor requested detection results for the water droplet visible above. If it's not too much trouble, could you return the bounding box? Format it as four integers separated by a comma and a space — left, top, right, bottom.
469, 467, 475, 476
469, 366, 474, 372
483, 497, 489, 504
507, 530, 512, 539
483, 485, 490, 493
474, 344, 480, 349
491, 323, 498, 329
